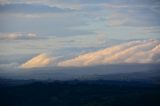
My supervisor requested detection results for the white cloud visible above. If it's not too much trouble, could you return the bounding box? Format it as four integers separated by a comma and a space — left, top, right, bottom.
58, 39, 160, 67
0, 32, 37, 40
19, 39, 160, 68
20, 53, 52, 69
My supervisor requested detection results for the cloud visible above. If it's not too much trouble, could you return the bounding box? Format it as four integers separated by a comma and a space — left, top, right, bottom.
20, 53, 52, 69
135, 27, 160, 34
2, 63, 160, 80
0, 62, 19, 69
107, 13, 129, 27
0, 0, 81, 10
0, 32, 37, 40
0, 3, 74, 14
58, 39, 160, 67
19, 39, 160, 69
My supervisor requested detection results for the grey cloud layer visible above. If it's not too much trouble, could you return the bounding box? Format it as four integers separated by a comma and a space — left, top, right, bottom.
0, 32, 37, 40
0, 0, 160, 37
1, 64, 160, 81
0, 3, 74, 14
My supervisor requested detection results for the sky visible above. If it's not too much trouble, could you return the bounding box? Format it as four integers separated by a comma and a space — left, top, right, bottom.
0, 0, 160, 80
0, 0, 160, 39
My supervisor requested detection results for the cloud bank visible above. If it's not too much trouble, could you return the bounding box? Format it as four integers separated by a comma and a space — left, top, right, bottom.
58, 39, 160, 67
20, 39, 160, 68
21, 53, 51, 69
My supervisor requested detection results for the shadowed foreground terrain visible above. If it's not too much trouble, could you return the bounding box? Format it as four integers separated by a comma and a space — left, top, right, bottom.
0, 80, 160, 106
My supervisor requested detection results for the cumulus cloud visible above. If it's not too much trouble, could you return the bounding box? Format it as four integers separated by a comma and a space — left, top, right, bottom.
58, 39, 160, 67
0, 32, 37, 40
21, 53, 52, 69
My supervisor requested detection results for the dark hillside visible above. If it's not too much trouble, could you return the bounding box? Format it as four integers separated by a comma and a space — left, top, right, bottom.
0, 80, 160, 106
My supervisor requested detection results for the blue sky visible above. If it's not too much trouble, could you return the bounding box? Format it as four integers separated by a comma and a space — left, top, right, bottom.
0, 0, 160, 39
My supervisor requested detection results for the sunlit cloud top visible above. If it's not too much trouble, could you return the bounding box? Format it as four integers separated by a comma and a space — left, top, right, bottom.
18, 39, 160, 69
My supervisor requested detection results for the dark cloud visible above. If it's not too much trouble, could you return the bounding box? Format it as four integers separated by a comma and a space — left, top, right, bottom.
0, 64, 160, 81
